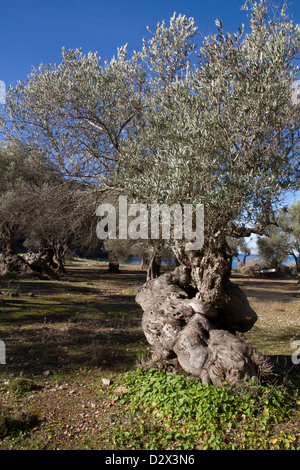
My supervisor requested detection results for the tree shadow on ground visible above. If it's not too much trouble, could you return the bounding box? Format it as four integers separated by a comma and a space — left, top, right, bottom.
233, 276, 299, 303
66, 264, 147, 285
0, 310, 146, 376
268, 355, 300, 383
0, 265, 147, 376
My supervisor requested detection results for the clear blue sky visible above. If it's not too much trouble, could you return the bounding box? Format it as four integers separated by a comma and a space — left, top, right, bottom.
1, 0, 299, 88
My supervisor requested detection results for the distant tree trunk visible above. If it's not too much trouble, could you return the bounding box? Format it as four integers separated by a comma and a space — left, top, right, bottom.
290, 253, 300, 284
136, 240, 267, 387
242, 252, 250, 265
0, 251, 29, 276
107, 251, 120, 273
1, 224, 16, 255
146, 252, 161, 281
25, 249, 60, 280
141, 254, 148, 270
0, 223, 29, 275
54, 243, 68, 274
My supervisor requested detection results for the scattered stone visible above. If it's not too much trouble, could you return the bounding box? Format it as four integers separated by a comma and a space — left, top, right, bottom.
114, 386, 128, 395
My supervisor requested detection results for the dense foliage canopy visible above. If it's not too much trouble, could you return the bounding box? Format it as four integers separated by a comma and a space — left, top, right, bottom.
1, 1, 300, 248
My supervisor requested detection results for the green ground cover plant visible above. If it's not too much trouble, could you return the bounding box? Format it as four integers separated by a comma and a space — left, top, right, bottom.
113, 368, 300, 450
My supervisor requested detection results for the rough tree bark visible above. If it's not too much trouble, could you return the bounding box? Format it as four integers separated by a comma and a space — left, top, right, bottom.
54, 243, 68, 274
136, 240, 267, 387
0, 226, 31, 276
290, 253, 300, 284
24, 249, 60, 280
0, 224, 29, 276
0, 251, 30, 276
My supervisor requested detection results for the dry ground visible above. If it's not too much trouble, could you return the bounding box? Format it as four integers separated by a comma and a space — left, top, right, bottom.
0, 260, 299, 450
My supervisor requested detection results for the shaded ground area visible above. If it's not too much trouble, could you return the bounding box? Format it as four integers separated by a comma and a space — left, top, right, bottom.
0, 261, 299, 449
0, 260, 147, 375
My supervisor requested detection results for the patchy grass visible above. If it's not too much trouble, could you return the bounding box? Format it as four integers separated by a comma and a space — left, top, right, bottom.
0, 261, 299, 450
234, 276, 300, 360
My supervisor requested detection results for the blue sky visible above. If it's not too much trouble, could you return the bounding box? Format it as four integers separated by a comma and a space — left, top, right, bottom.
1, 0, 299, 88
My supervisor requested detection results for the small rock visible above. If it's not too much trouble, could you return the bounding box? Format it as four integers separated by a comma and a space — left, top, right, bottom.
114, 386, 128, 395
102, 378, 111, 386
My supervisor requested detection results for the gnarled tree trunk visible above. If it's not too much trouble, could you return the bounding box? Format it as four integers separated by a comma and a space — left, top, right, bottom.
24, 249, 60, 280
54, 243, 68, 274
0, 224, 29, 276
0, 251, 30, 276
136, 240, 267, 387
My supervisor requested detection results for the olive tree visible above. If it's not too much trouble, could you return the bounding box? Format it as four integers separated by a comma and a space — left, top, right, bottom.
0, 140, 62, 277
23, 181, 99, 275
0, 140, 98, 278
258, 201, 300, 279
121, 2, 300, 383
257, 226, 290, 268
279, 201, 300, 281
2, 2, 300, 385
228, 238, 251, 267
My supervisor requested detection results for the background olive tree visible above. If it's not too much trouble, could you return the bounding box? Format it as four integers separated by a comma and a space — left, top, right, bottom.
0, 140, 60, 276
0, 140, 99, 278
257, 201, 300, 280
227, 238, 252, 267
